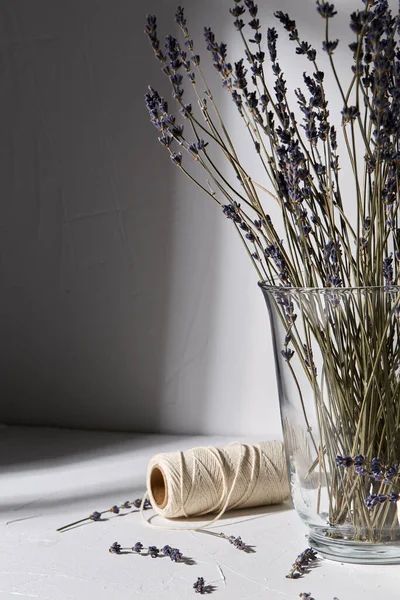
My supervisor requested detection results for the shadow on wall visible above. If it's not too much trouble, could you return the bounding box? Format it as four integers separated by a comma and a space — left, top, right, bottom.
0, 0, 189, 432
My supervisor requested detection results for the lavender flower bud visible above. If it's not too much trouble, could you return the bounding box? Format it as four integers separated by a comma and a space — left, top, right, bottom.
322, 40, 339, 55
336, 455, 354, 467
170, 152, 183, 166
281, 348, 295, 361
274, 11, 297, 33
148, 545, 160, 558
234, 18, 245, 30
228, 535, 246, 550
316, 1, 337, 18
175, 6, 186, 28
90, 511, 101, 521
193, 577, 205, 594
170, 548, 183, 562
230, 5, 245, 17
341, 106, 360, 124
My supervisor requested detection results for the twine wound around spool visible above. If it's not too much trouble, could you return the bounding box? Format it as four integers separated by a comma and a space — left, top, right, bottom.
144, 441, 290, 531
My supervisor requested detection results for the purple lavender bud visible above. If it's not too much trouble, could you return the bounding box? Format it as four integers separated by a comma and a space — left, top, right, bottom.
143, 499, 152, 510
371, 457, 382, 473
162, 545, 172, 556
230, 5, 245, 17
385, 465, 399, 481
197, 139, 208, 151
234, 18, 245, 30
343, 456, 354, 467
175, 6, 186, 28
365, 494, 379, 510
148, 545, 159, 558
158, 134, 174, 148
170, 152, 183, 166
249, 18, 260, 31
170, 548, 183, 562
383, 255, 394, 283
193, 577, 205, 594
274, 11, 297, 33
109, 542, 122, 554
389, 492, 399, 503
179, 104, 192, 118
296, 41, 312, 55
90, 511, 101, 521
307, 49, 317, 61
110, 505, 120, 514
336, 455, 353, 467
228, 535, 246, 550
172, 124, 184, 138
281, 348, 295, 361
121, 501, 131, 509
316, 1, 337, 18
354, 455, 365, 467
303, 547, 317, 561
322, 39, 339, 55
133, 542, 143, 553
341, 105, 360, 125
355, 465, 368, 476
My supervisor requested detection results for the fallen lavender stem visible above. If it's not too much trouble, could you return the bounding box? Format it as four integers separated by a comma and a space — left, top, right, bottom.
109, 541, 184, 562
286, 547, 318, 579
196, 529, 251, 551
57, 498, 152, 532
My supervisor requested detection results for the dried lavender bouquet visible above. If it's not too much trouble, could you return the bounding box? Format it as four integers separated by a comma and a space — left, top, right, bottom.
145, 1, 400, 545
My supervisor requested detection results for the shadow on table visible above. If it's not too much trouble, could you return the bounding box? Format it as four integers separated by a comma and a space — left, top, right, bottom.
0, 425, 186, 469
0, 426, 292, 523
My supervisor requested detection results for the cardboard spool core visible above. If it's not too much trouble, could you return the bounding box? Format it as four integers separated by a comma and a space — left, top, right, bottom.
150, 465, 168, 509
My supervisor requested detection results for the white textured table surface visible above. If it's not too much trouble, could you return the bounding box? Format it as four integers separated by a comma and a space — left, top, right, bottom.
0, 425, 398, 600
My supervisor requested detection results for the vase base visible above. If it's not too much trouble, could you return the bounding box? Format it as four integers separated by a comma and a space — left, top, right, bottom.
309, 528, 400, 564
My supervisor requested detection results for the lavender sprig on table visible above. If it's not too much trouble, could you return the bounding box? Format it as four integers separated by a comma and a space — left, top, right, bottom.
286, 547, 318, 579
57, 498, 152, 532
196, 529, 251, 552
108, 541, 184, 562
193, 577, 206, 594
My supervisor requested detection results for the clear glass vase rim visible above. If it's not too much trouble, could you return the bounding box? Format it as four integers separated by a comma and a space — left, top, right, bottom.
258, 281, 400, 293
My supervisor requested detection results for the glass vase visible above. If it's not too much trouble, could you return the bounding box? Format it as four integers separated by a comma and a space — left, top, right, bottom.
259, 283, 400, 564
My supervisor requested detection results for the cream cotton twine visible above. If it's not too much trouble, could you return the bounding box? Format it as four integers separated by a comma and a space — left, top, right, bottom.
142, 441, 290, 531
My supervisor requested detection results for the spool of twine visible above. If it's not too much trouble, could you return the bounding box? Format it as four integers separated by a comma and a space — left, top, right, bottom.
146, 441, 290, 521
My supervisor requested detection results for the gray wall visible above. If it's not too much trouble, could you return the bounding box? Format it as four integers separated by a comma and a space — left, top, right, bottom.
0, 0, 179, 432
4, 0, 366, 435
